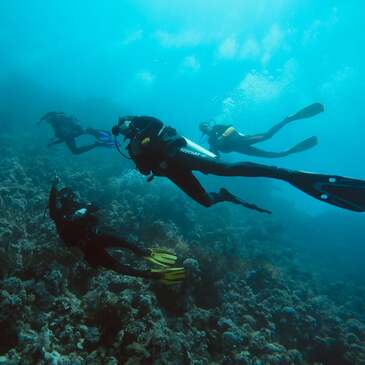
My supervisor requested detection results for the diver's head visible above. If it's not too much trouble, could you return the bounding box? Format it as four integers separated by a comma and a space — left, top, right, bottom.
112, 116, 134, 137
199, 121, 212, 135
56, 188, 81, 215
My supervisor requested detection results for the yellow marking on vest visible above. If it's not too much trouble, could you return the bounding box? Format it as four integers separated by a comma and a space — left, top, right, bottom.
223, 127, 236, 138
141, 137, 151, 146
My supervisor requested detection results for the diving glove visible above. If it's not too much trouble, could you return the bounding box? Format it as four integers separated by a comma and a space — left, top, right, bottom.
144, 248, 178, 267
151, 267, 186, 285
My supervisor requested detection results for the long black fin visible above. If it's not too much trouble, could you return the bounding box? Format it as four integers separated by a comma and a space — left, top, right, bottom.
289, 103, 324, 121
289, 172, 365, 212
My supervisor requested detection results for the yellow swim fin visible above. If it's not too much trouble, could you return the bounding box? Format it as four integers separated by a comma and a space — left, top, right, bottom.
144, 248, 178, 267
151, 267, 186, 285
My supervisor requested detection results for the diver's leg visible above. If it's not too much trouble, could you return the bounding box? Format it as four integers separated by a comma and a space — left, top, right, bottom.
97, 232, 180, 269
175, 150, 290, 180
232, 136, 318, 158
86, 128, 111, 141
65, 138, 98, 155
85, 128, 99, 138
246, 103, 324, 145
96, 231, 149, 257
165, 169, 269, 212
245, 118, 292, 145
85, 128, 114, 148
166, 170, 220, 207
233, 144, 291, 158
174, 150, 365, 212
84, 245, 155, 279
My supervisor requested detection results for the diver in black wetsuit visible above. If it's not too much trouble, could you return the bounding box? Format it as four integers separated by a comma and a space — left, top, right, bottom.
39, 112, 114, 155
112, 115, 365, 213
48, 177, 185, 284
199, 103, 323, 158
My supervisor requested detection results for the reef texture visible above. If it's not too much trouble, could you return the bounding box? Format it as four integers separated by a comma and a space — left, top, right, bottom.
1, 135, 365, 365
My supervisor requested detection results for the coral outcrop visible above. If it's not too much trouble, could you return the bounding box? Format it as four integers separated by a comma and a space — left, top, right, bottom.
1, 135, 364, 364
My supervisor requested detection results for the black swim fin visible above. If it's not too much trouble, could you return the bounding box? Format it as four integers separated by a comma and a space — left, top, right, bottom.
287, 136, 318, 154
288, 103, 324, 122
288, 171, 365, 212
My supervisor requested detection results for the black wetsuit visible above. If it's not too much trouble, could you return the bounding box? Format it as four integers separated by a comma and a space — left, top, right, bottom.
44, 112, 109, 155
206, 124, 235, 155
114, 116, 365, 213
122, 116, 292, 211
48, 185, 156, 278
207, 121, 317, 158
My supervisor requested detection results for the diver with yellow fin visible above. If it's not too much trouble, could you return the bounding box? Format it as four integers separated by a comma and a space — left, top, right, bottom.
48, 177, 185, 284
112, 114, 365, 214
199, 103, 323, 158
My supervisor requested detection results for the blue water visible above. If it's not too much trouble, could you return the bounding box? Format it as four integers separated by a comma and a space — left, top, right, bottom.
1, 1, 364, 270
2, 3, 365, 363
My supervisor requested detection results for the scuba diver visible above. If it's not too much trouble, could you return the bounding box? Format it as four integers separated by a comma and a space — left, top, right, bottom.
39, 112, 115, 155
48, 177, 185, 284
199, 103, 324, 158
112, 115, 365, 214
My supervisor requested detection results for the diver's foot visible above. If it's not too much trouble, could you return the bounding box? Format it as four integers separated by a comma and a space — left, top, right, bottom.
219, 188, 239, 203
219, 188, 272, 214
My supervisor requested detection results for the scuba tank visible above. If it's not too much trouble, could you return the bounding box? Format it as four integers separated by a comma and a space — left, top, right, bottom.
181, 137, 217, 159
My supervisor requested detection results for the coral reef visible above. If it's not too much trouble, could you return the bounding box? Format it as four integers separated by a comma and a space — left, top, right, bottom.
1, 134, 365, 365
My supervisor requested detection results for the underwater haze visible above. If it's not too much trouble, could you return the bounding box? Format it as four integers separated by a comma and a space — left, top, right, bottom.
1, 1, 365, 364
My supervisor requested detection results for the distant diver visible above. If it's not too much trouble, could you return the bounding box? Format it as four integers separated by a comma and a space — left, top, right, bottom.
112, 115, 365, 214
199, 103, 324, 158
48, 177, 185, 284
39, 111, 114, 155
